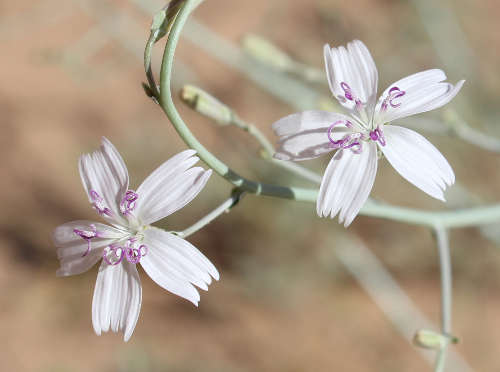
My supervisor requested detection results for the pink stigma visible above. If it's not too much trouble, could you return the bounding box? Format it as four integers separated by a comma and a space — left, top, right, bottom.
340, 82, 363, 108
102, 238, 148, 265
369, 127, 386, 147
120, 190, 138, 216
381, 86, 405, 111
73, 224, 100, 257
90, 190, 113, 217
327, 120, 365, 153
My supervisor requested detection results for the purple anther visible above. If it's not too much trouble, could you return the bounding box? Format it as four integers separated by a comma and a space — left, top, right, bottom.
90, 190, 113, 217
369, 127, 386, 147
381, 86, 406, 111
139, 245, 148, 257
102, 244, 124, 266
73, 224, 99, 257
340, 82, 354, 101
125, 248, 141, 264
120, 190, 139, 216
376, 127, 386, 146
369, 130, 379, 141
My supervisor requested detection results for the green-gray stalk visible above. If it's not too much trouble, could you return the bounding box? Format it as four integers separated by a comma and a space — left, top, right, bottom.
434, 226, 452, 372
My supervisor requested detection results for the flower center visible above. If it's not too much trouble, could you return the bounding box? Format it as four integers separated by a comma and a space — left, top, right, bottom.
327, 120, 386, 154
381, 86, 405, 111
120, 190, 139, 216
102, 238, 148, 265
90, 190, 113, 217
73, 224, 101, 257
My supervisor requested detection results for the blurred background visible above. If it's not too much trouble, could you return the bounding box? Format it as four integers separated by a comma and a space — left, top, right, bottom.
2, 0, 500, 370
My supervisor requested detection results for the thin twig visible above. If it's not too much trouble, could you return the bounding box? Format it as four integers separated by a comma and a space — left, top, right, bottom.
177, 190, 245, 238
433, 226, 453, 372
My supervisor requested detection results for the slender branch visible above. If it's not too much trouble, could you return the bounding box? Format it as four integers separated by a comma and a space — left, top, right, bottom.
433, 226, 453, 372
225, 106, 323, 184
435, 227, 452, 334
177, 189, 245, 238
158, 0, 317, 201
180, 85, 322, 184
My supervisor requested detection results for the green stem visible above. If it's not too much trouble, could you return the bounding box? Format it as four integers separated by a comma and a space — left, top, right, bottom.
155, 0, 500, 230
177, 189, 245, 238
158, 0, 314, 201
434, 226, 452, 372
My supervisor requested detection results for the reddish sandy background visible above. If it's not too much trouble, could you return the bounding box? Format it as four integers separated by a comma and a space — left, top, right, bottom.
2, 0, 500, 371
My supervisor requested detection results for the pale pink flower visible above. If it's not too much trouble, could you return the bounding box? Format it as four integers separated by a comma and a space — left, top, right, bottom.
53, 137, 217, 341
272, 40, 464, 226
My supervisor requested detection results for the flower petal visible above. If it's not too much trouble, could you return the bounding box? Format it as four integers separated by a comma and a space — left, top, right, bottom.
92, 260, 142, 342
324, 40, 378, 111
376, 69, 464, 123
135, 150, 211, 225
380, 125, 455, 200
79, 137, 129, 225
272, 110, 353, 161
53, 220, 127, 277
140, 227, 219, 306
317, 142, 378, 226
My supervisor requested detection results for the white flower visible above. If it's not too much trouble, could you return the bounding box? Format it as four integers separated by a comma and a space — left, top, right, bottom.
272, 40, 464, 226
53, 137, 218, 341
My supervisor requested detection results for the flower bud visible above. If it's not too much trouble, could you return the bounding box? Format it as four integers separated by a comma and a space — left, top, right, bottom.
241, 34, 294, 71
180, 85, 233, 125
413, 329, 458, 350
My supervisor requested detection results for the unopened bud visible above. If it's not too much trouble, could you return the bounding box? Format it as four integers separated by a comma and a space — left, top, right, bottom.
413, 329, 458, 350
241, 34, 294, 71
180, 85, 233, 125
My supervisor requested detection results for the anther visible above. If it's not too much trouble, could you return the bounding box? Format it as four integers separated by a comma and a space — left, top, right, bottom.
369, 127, 386, 147
381, 86, 405, 111
90, 190, 113, 217
73, 224, 99, 257
120, 190, 139, 216
102, 244, 124, 266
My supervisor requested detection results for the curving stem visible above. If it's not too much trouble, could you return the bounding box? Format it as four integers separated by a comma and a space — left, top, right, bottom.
150, 0, 500, 229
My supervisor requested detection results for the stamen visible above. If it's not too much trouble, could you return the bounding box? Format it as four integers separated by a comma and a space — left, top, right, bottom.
327, 121, 366, 154
102, 244, 124, 266
327, 120, 353, 148
369, 126, 386, 147
381, 86, 406, 111
102, 239, 149, 265
340, 82, 364, 108
125, 248, 141, 264
340, 82, 354, 101
73, 224, 100, 257
120, 190, 139, 216
90, 190, 113, 217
